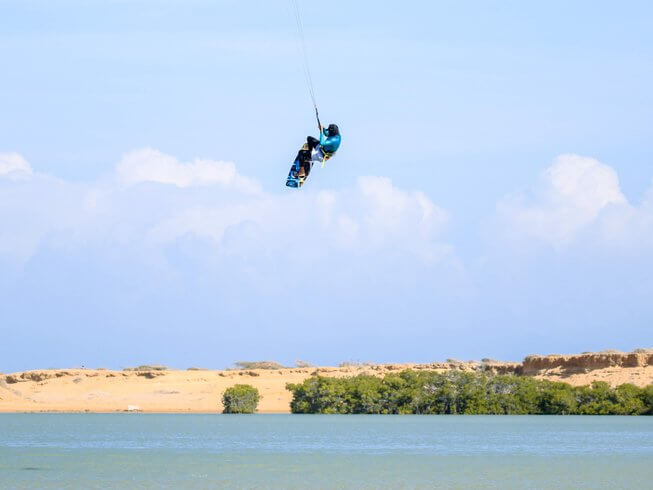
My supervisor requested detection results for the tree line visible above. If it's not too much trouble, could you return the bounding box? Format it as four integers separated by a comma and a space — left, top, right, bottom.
286, 371, 653, 415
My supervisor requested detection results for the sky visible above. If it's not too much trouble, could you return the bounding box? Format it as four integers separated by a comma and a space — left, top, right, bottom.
1, 0, 652, 371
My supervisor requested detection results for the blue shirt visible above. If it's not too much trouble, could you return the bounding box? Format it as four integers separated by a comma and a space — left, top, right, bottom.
319, 127, 341, 154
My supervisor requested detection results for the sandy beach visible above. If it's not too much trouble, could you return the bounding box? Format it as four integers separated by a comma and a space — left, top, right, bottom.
1, 351, 652, 413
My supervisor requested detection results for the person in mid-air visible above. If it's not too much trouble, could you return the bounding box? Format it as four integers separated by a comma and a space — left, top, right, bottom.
295, 123, 341, 180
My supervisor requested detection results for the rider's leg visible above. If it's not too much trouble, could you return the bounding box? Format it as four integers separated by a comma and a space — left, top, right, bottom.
306, 136, 320, 150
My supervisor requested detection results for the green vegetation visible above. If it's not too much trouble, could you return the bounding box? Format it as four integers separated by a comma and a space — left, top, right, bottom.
338, 361, 373, 368
222, 384, 260, 414
286, 371, 653, 415
123, 365, 168, 371
232, 361, 286, 370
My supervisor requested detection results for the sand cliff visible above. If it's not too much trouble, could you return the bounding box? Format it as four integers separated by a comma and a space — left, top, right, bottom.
1, 350, 651, 413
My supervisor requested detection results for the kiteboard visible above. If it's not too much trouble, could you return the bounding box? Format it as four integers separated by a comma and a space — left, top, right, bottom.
286, 143, 324, 188
285, 155, 305, 188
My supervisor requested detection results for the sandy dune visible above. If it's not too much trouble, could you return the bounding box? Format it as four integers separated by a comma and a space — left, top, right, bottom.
0, 368, 312, 413
1, 351, 651, 413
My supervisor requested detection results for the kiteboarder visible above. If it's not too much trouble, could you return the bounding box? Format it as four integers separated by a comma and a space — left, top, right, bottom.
285, 1, 342, 188
295, 124, 341, 179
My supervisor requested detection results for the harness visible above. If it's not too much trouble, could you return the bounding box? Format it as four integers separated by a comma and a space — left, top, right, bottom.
321, 152, 333, 167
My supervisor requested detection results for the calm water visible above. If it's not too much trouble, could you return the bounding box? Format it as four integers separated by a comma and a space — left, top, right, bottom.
1, 415, 652, 489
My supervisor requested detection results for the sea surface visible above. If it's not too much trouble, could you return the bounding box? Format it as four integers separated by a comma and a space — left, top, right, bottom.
1, 414, 652, 489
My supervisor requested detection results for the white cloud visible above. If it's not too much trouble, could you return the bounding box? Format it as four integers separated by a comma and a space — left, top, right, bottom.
0, 172, 82, 263
144, 175, 451, 265
116, 148, 261, 194
0, 151, 454, 272
496, 154, 630, 248
0, 152, 33, 180
4, 150, 650, 275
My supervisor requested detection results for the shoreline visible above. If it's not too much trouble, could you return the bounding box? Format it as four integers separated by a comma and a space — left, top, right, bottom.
1, 350, 651, 414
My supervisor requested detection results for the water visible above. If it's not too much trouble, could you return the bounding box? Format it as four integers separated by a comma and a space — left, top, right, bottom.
1, 415, 652, 489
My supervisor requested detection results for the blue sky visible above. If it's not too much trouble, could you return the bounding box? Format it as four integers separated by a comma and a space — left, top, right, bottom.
1, 1, 652, 371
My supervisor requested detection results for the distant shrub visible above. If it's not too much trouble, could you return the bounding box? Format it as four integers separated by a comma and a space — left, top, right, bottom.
295, 360, 313, 368
124, 365, 168, 372
222, 384, 260, 414
187, 367, 208, 371
481, 358, 498, 363
338, 361, 372, 367
633, 348, 653, 354
140, 365, 167, 371
233, 361, 285, 370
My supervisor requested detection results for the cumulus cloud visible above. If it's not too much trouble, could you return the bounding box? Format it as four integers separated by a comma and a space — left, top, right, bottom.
0, 150, 453, 272
116, 148, 261, 193
4, 149, 650, 273
143, 175, 453, 276
495, 154, 634, 248
0, 152, 33, 180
